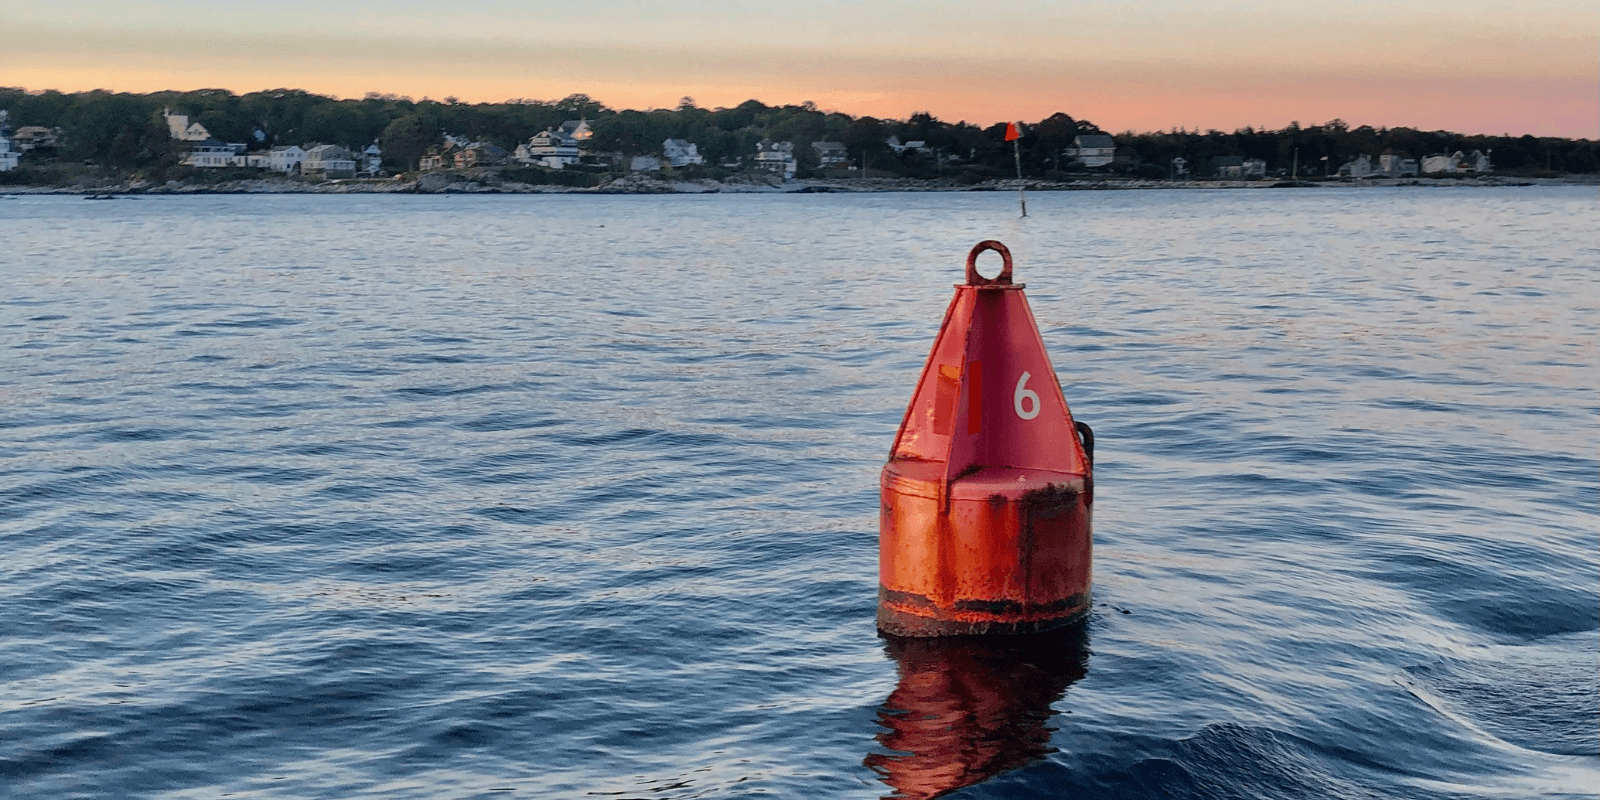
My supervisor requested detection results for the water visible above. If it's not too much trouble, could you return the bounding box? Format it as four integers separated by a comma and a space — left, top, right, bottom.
1, 187, 1595, 799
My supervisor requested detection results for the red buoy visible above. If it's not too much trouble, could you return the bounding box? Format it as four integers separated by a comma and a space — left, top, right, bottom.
878, 240, 1093, 637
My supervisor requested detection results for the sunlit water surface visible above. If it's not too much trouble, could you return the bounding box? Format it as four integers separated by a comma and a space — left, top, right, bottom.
2, 188, 1596, 798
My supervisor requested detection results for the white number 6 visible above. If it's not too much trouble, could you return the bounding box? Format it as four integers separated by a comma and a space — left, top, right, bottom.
1014, 372, 1041, 420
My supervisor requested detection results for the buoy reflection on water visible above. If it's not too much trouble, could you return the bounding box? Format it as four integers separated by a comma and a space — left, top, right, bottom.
866, 629, 1090, 799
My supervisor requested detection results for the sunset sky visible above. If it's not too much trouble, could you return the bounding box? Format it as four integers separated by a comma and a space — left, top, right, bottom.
4, 0, 1596, 137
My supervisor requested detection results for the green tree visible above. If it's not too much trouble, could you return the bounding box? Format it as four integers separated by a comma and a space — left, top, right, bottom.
381, 114, 438, 171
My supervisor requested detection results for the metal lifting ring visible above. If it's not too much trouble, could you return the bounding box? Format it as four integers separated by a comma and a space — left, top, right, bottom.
965, 240, 1014, 286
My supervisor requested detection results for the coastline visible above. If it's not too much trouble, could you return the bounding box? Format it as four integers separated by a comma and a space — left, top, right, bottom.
3, 172, 1594, 196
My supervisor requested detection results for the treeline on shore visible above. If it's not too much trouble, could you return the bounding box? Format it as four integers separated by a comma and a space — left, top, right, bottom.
3, 86, 1597, 186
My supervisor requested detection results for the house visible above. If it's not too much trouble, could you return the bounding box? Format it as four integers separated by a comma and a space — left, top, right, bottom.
812, 141, 849, 168
362, 142, 382, 174
164, 109, 251, 167
267, 145, 306, 173
754, 139, 796, 179
1339, 155, 1374, 178
885, 136, 930, 155
1209, 156, 1264, 178
1377, 153, 1418, 177
1066, 134, 1115, 167
557, 119, 593, 144
630, 155, 662, 172
662, 139, 703, 167
454, 142, 506, 169
1211, 156, 1243, 177
302, 144, 357, 177
0, 110, 19, 172
12, 125, 63, 153
1170, 156, 1188, 177
1463, 150, 1491, 172
523, 129, 581, 169
419, 149, 446, 171
164, 110, 212, 142
1421, 153, 1458, 174
184, 139, 248, 168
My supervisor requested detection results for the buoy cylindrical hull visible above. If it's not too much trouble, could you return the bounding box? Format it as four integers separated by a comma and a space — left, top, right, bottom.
878, 459, 1092, 637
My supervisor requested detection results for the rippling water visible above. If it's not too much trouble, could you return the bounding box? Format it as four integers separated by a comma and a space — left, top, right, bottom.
2, 188, 1595, 798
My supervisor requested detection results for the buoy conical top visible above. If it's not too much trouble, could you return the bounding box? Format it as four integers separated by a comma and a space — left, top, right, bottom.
878, 241, 1093, 637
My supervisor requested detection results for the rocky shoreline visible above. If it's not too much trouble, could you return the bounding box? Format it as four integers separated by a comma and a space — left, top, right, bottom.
4, 172, 1592, 195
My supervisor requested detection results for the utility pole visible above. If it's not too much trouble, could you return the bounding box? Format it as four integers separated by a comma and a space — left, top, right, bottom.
1292, 147, 1299, 180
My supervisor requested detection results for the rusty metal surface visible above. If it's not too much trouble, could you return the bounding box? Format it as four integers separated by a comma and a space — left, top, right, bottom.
878, 241, 1093, 636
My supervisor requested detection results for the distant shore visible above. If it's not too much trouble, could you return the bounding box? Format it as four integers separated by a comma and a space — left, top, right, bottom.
3, 172, 1594, 196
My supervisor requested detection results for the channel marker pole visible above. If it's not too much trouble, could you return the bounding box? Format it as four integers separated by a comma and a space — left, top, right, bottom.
1007, 121, 1026, 217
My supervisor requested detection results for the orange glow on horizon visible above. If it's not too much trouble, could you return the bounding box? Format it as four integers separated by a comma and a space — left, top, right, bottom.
4, 0, 1595, 140
10, 66, 1594, 140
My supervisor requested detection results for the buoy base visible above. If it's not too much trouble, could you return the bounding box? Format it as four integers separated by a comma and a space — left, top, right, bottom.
876, 586, 1090, 637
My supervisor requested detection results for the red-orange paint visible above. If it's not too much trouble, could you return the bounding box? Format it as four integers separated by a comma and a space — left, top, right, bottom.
878, 241, 1093, 637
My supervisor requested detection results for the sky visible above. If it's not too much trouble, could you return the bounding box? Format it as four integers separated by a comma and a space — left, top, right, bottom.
3, 0, 1596, 138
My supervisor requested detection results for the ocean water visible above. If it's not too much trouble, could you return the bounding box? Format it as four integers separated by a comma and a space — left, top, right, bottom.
0, 187, 1595, 799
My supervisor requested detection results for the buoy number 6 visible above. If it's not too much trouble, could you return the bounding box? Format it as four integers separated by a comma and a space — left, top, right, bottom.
1014, 372, 1041, 420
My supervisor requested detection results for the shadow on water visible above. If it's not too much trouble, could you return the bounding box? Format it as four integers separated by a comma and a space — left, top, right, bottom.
866, 627, 1090, 799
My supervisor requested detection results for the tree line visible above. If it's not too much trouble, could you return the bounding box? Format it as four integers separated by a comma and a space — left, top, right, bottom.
2, 86, 1595, 179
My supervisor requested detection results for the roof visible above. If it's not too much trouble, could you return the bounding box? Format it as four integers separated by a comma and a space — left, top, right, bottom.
812, 141, 846, 151
663, 138, 694, 148
1074, 134, 1114, 148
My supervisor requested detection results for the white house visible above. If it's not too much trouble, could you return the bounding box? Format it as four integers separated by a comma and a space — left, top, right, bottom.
164, 110, 213, 142
1170, 156, 1188, 177
266, 145, 305, 173
522, 129, 581, 169
754, 140, 796, 179
630, 155, 662, 172
812, 141, 849, 168
1067, 134, 1115, 167
302, 144, 357, 177
1463, 150, 1492, 172
662, 138, 703, 167
1421, 154, 1458, 174
1340, 155, 1374, 178
0, 110, 19, 172
184, 139, 248, 168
